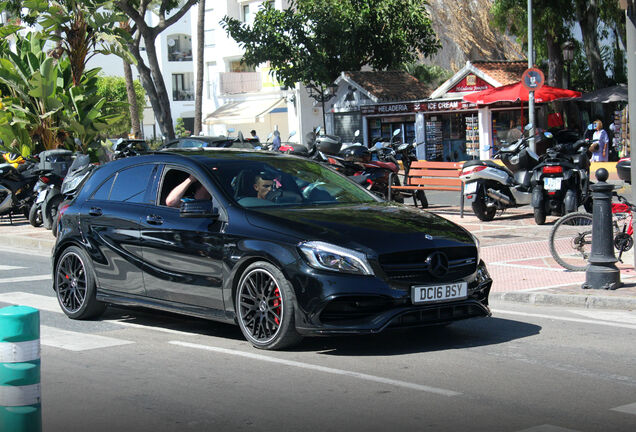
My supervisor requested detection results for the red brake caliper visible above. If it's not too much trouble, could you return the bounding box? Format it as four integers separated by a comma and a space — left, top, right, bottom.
273, 287, 281, 325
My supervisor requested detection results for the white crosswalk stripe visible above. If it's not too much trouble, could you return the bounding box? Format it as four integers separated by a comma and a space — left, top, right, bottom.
0, 265, 27, 271
0, 275, 51, 284
610, 402, 636, 415
41, 326, 133, 351
0, 291, 133, 351
514, 425, 581, 432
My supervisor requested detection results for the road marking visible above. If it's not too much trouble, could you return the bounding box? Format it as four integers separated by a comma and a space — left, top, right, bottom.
0, 292, 195, 336
493, 309, 636, 330
0, 265, 26, 271
514, 425, 580, 432
40, 326, 133, 351
0, 275, 51, 284
610, 402, 636, 415
169, 341, 462, 397
0, 292, 60, 312
569, 310, 636, 325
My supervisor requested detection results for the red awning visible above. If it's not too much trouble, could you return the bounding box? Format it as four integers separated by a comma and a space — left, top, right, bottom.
463, 81, 581, 105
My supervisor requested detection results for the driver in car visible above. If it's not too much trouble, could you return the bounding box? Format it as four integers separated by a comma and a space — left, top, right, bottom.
253, 172, 275, 200
166, 175, 211, 207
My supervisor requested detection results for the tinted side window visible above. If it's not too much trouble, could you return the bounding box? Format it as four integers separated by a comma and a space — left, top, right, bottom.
109, 165, 155, 203
91, 176, 115, 200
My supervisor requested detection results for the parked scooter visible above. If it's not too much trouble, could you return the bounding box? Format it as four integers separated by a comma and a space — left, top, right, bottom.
29, 149, 73, 229
460, 124, 541, 221
0, 146, 40, 223
530, 135, 593, 224
52, 153, 95, 237
393, 140, 428, 208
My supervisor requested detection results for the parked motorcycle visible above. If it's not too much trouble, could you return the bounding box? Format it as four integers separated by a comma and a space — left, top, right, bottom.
394, 140, 428, 208
29, 149, 73, 229
530, 135, 593, 224
0, 146, 40, 224
52, 153, 95, 237
460, 124, 540, 221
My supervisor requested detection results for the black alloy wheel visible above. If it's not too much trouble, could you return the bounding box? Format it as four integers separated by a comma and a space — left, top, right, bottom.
236, 262, 302, 350
55, 246, 106, 319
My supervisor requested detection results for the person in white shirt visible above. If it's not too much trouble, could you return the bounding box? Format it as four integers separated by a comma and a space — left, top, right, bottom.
590, 119, 609, 162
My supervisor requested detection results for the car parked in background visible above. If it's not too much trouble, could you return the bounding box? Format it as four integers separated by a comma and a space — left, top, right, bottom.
163, 135, 258, 150
617, 157, 631, 184
52, 149, 492, 350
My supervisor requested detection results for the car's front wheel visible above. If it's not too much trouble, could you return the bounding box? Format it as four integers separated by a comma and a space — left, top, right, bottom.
55, 246, 106, 319
235, 261, 302, 350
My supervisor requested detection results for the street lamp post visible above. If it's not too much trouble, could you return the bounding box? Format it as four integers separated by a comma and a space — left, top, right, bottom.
308, 83, 338, 132
562, 40, 575, 89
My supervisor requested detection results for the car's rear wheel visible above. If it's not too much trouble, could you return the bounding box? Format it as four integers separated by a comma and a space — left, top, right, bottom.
55, 246, 106, 319
236, 261, 302, 350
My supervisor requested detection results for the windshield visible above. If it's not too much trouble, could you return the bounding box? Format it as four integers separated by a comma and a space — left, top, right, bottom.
203, 155, 378, 208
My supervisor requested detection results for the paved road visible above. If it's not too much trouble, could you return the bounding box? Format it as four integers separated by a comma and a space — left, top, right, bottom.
1, 249, 635, 432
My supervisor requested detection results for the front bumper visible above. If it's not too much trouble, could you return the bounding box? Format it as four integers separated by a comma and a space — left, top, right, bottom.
291, 260, 492, 336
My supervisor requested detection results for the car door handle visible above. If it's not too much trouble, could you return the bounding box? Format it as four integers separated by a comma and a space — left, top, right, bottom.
89, 207, 102, 216
146, 214, 164, 225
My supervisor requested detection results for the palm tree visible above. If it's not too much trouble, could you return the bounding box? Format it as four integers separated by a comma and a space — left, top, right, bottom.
194, 0, 205, 135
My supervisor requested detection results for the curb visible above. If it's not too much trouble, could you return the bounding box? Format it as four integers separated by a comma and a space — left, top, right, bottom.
0, 235, 54, 256
491, 292, 636, 311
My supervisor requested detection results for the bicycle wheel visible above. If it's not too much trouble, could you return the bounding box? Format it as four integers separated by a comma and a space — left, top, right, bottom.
549, 212, 593, 271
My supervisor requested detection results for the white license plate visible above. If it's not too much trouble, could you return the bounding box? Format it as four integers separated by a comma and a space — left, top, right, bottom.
464, 182, 477, 195
411, 282, 468, 304
543, 177, 562, 191
36, 190, 47, 204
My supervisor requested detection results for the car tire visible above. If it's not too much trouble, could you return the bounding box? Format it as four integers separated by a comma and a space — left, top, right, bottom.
29, 203, 42, 227
54, 246, 106, 320
235, 261, 303, 350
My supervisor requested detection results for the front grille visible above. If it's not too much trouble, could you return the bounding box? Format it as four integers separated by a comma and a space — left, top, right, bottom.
379, 247, 477, 284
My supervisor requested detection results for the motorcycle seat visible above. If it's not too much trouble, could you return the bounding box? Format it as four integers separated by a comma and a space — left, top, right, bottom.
463, 159, 513, 176
366, 161, 397, 172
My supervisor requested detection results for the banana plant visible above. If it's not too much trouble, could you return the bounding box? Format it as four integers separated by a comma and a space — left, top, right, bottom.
0, 33, 64, 152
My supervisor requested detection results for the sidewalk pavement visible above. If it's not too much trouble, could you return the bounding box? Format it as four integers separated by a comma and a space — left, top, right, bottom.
2, 206, 636, 311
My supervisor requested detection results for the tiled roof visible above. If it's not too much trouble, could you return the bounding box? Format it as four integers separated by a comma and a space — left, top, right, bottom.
343, 71, 432, 102
472, 60, 527, 85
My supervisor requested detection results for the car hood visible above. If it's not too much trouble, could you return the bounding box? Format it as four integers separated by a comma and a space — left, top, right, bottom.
245, 202, 474, 256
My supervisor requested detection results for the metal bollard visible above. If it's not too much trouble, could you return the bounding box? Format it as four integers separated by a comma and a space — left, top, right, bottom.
0, 305, 42, 432
582, 168, 622, 290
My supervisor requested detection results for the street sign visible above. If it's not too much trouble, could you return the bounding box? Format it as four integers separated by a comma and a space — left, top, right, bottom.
522, 68, 545, 91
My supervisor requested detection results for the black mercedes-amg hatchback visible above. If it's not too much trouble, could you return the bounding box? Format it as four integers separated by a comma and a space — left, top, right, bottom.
52, 149, 491, 349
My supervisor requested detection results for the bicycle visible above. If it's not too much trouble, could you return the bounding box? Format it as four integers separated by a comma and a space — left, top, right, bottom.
548, 192, 635, 271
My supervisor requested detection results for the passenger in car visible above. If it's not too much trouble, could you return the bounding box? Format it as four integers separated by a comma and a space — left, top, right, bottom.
166, 175, 211, 207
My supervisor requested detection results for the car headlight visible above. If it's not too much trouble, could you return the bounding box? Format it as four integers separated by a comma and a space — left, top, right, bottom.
298, 241, 374, 275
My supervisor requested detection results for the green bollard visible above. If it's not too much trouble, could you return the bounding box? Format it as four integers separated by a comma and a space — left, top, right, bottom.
0, 305, 42, 432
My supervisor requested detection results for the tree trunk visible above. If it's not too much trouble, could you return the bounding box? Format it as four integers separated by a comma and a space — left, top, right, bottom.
194, 0, 205, 136
545, 32, 563, 88
574, 0, 608, 90
143, 34, 176, 140
123, 60, 142, 138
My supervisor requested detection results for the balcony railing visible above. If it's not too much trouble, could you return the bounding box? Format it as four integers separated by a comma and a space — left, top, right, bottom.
173, 89, 194, 101
219, 72, 261, 94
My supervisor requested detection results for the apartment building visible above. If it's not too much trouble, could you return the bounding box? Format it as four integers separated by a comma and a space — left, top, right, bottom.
91, 0, 322, 143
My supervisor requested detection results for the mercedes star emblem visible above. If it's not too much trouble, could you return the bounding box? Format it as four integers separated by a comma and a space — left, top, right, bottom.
426, 251, 449, 278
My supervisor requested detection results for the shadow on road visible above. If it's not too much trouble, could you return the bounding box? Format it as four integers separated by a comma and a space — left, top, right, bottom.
293, 317, 541, 356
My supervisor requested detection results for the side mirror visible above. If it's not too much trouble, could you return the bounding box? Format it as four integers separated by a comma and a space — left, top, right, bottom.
524, 123, 533, 131
180, 200, 219, 219
354, 130, 360, 137
288, 130, 297, 138
392, 129, 400, 137
315, 126, 322, 134
543, 132, 554, 139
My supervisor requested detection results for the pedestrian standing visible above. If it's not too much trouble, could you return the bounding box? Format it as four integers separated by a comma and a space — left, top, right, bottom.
590, 119, 609, 162
272, 130, 281, 152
